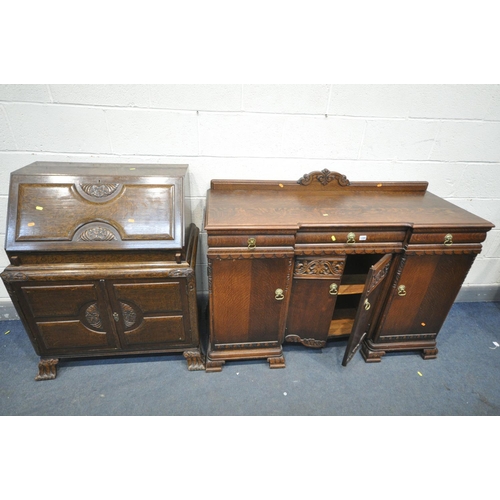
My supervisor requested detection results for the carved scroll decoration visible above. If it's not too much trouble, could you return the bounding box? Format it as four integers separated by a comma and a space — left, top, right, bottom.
285, 334, 326, 348
297, 169, 350, 187
294, 259, 345, 277
80, 183, 120, 198
366, 259, 392, 294
85, 303, 103, 329
391, 256, 407, 289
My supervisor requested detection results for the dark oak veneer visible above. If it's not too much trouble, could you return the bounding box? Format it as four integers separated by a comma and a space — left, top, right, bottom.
204, 170, 493, 371
1, 162, 204, 380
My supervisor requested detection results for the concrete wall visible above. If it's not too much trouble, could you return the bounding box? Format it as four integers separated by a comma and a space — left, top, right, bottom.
1, 84, 499, 316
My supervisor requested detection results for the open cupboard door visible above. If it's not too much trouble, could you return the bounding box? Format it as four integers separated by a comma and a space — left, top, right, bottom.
342, 253, 393, 366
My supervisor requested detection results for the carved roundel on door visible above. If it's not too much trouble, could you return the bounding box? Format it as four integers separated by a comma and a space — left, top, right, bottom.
119, 301, 143, 330
82, 302, 105, 331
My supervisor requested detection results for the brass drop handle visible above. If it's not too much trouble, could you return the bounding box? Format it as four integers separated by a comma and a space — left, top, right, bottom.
329, 283, 338, 295
347, 232, 356, 244
113, 312, 119, 322
275, 288, 285, 301
364, 299, 371, 310
398, 285, 407, 297
444, 233, 453, 246
247, 237, 256, 249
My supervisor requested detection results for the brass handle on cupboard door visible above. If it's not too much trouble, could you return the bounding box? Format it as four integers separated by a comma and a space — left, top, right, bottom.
364, 299, 371, 310
275, 288, 285, 301
247, 237, 256, 249
113, 312, 119, 322
347, 232, 356, 244
329, 283, 338, 295
397, 285, 407, 297
444, 233, 453, 246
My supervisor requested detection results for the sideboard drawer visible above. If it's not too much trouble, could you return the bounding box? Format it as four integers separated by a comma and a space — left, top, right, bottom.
409, 231, 488, 245
296, 230, 407, 245
207, 234, 295, 248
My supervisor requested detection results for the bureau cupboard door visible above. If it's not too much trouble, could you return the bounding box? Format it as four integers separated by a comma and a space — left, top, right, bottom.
342, 254, 393, 366
17, 281, 119, 355
107, 280, 193, 350
209, 252, 293, 347
376, 253, 477, 340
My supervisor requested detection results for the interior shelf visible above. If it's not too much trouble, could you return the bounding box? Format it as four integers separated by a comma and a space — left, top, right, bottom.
329, 308, 356, 337
338, 283, 365, 295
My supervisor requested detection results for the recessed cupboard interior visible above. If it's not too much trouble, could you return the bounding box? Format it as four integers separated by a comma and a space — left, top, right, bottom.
330, 254, 384, 337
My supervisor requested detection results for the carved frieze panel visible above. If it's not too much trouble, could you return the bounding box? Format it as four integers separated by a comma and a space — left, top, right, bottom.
294, 259, 345, 277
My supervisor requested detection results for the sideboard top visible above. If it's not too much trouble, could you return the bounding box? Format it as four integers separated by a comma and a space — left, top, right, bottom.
205, 170, 494, 233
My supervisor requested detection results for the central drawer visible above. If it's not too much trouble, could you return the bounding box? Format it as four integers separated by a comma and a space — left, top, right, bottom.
296, 230, 407, 245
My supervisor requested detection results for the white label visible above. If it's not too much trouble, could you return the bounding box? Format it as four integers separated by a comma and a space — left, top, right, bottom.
359, 235, 367, 241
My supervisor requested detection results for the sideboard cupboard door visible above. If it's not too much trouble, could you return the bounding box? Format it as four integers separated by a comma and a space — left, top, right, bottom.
17, 281, 119, 355
207, 249, 294, 370
342, 253, 393, 366
285, 257, 346, 347
375, 252, 477, 342
107, 280, 193, 350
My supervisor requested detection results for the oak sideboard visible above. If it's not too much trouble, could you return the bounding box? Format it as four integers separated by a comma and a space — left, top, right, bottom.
204, 170, 494, 371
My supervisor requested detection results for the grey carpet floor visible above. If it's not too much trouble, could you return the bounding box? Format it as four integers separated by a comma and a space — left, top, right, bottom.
1, 301, 499, 416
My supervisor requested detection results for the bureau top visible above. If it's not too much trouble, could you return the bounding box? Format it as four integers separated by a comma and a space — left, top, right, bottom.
204, 170, 494, 234
5, 162, 190, 253
10, 161, 189, 178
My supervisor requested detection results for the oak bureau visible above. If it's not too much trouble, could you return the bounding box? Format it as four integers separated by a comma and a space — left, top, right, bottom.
1, 162, 204, 380
204, 170, 494, 371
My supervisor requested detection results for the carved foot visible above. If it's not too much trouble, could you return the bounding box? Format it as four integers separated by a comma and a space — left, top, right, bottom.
35, 358, 59, 381
360, 344, 385, 363
205, 359, 225, 372
421, 347, 438, 360
268, 355, 286, 369
183, 349, 206, 371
